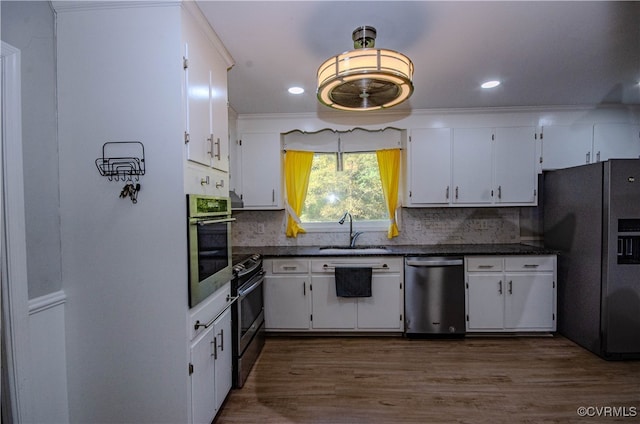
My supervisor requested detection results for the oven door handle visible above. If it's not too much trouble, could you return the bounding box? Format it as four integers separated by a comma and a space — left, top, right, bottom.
191, 217, 236, 226
238, 272, 265, 297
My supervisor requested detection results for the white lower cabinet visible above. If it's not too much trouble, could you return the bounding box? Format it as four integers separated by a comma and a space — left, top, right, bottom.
264, 275, 311, 330
264, 259, 311, 330
465, 256, 557, 332
263, 257, 403, 332
189, 285, 233, 424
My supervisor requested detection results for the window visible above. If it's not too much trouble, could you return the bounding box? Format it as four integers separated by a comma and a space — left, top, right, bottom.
300, 152, 388, 225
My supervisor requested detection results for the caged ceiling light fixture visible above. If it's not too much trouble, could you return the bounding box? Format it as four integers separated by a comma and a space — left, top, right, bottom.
317, 26, 414, 111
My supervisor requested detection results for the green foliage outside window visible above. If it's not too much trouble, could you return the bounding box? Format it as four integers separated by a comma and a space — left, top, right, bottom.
300, 152, 387, 223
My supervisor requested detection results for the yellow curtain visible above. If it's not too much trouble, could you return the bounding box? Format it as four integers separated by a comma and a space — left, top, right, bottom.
284, 150, 314, 237
376, 148, 401, 238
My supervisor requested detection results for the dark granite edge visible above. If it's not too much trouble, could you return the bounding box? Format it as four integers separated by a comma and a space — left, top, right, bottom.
234, 243, 559, 258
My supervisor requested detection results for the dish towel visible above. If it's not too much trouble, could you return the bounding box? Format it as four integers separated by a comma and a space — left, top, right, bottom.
335, 267, 372, 297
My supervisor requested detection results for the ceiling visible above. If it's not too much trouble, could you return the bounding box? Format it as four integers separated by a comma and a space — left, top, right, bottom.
196, 1, 640, 116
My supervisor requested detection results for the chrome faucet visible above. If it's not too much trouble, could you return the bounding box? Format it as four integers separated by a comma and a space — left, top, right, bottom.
338, 211, 363, 247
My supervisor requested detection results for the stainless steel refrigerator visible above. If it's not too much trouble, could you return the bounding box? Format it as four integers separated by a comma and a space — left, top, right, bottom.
543, 159, 640, 360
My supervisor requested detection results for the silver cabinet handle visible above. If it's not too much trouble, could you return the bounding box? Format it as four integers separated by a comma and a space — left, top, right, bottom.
508, 280, 512, 295
207, 134, 214, 157
211, 337, 217, 359
498, 185, 502, 199
272, 189, 275, 203
283, 266, 297, 271
478, 265, 494, 269
446, 186, 450, 200
523, 264, 539, 268
596, 151, 601, 162
498, 280, 502, 295
586, 152, 591, 164
455, 186, 459, 200
303, 282, 306, 296
218, 329, 224, 352
215, 137, 221, 160
406, 259, 463, 267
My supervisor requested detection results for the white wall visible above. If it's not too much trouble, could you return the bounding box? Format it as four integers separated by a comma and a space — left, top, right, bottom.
1, 1, 62, 299
236, 105, 640, 135
55, 4, 190, 423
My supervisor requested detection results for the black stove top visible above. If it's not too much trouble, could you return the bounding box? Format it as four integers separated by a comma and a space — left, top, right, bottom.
232, 253, 260, 266
232, 253, 262, 283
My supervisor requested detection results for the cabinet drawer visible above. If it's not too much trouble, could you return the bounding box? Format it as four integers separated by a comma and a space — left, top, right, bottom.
189, 281, 231, 341
311, 257, 402, 273
466, 257, 504, 272
505, 256, 555, 272
270, 259, 309, 274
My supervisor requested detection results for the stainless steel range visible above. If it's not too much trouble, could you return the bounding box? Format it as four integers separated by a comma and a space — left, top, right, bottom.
231, 253, 265, 388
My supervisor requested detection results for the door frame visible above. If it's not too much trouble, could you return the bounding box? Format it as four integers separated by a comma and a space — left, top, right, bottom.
1, 40, 32, 424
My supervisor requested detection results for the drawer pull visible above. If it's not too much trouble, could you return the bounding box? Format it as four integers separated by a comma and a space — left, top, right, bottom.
478, 265, 494, 269
283, 266, 297, 270
523, 264, 539, 268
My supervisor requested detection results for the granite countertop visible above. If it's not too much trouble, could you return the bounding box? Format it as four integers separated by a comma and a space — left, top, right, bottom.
233, 243, 558, 258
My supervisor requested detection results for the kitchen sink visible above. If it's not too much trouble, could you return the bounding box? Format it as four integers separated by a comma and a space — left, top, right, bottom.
318, 246, 390, 255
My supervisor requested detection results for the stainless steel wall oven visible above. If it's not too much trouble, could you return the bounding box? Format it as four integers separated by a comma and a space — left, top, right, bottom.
187, 195, 234, 308
232, 254, 265, 388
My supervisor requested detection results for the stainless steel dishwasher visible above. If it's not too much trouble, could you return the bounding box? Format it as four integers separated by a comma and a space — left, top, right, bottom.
404, 256, 465, 337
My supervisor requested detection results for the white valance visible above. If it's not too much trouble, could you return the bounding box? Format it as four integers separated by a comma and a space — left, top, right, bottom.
283, 127, 402, 153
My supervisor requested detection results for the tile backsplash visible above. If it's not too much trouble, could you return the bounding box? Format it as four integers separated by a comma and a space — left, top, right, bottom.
232, 207, 527, 247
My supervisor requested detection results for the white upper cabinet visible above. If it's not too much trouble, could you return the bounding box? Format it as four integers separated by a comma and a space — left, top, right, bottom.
540, 124, 593, 170
493, 126, 537, 204
405, 126, 537, 207
593, 123, 640, 162
541, 123, 640, 170
238, 133, 282, 209
406, 128, 452, 205
452, 128, 494, 204
183, 10, 229, 173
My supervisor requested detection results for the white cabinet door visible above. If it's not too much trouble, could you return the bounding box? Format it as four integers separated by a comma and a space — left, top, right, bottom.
209, 49, 229, 173
494, 126, 537, 204
357, 275, 402, 329
310, 275, 357, 329
190, 307, 232, 424
504, 273, 555, 330
264, 275, 310, 330
183, 16, 229, 173
239, 133, 282, 209
452, 128, 493, 204
466, 274, 504, 330
593, 123, 640, 162
213, 308, 232, 412
190, 327, 215, 424
541, 124, 593, 170
407, 128, 452, 205
184, 24, 214, 168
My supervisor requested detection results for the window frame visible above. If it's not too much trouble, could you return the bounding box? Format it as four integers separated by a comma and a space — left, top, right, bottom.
299, 150, 390, 232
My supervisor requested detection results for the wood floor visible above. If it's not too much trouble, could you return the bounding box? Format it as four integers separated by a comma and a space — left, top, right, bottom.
215, 335, 640, 424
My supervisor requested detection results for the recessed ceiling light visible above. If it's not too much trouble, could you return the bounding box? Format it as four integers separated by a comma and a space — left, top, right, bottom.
481, 80, 501, 89
288, 86, 304, 94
